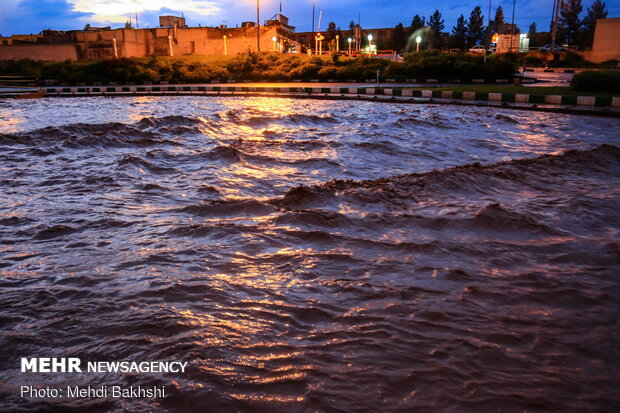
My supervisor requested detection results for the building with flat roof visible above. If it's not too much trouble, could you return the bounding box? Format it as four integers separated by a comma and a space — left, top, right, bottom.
0, 16, 298, 61
583, 18, 620, 63
159, 16, 187, 28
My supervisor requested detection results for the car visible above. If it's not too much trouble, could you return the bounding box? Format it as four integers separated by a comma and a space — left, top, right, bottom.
469, 45, 487, 54
539, 44, 566, 52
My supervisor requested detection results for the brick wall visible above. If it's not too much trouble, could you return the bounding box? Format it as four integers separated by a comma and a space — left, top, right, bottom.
0, 44, 78, 61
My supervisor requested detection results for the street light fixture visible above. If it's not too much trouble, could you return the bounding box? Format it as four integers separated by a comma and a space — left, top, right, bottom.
272, 36, 277, 51
367, 34, 372, 55
348, 37, 352, 55
416, 35, 422, 52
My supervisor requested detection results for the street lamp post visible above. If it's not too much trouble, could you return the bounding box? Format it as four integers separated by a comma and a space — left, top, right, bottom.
312, 0, 315, 45
348, 37, 352, 55
367, 34, 372, 55
335, 35, 339, 53
112, 37, 118, 58
272, 36, 277, 51
257, 0, 260, 51
416, 36, 422, 52
315, 33, 318, 55
223, 35, 227, 55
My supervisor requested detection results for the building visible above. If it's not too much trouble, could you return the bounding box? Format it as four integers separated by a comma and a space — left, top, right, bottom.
159, 16, 187, 28
497, 22, 518, 35
265, 14, 295, 33
583, 18, 620, 63
496, 33, 529, 53
0, 16, 298, 61
291, 27, 396, 52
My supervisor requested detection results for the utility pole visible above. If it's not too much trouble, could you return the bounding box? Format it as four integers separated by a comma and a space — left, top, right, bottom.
358, 13, 361, 51
488, 0, 492, 49
312, 1, 315, 39
257, 0, 261, 51
509, 0, 516, 52
551, 0, 560, 47
488, 0, 492, 26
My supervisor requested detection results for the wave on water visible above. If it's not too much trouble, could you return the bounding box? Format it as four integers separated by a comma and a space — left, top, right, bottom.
1, 101, 619, 412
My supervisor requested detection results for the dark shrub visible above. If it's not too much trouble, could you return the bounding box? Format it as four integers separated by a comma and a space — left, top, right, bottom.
563, 52, 585, 66
571, 70, 620, 93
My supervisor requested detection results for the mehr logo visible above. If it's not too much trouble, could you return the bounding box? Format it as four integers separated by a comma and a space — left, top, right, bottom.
21, 358, 82, 373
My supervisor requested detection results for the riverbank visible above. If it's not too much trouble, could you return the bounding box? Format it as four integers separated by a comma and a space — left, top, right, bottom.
7, 83, 617, 115
0, 51, 517, 85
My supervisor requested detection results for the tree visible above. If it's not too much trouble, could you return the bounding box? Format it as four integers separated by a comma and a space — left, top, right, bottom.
528, 22, 537, 36
467, 6, 485, 47
493, 5, 505, 32
410, 14, 425, 33
451, 14, 467, 49
559, 0, 583, 45
427, 9, 445, 49
428, 10, 445, 33
390, 23, 407, 52
349, 20, 356, 31
326, 21, 337, 42
583, 0, 608, 46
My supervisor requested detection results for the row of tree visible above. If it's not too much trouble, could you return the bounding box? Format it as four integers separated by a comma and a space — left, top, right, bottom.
323, 0, 609, 52
555, 0, 608, 47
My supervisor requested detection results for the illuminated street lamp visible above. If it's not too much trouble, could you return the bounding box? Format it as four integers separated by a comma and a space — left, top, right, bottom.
112, 37, 118, 58
335, 35, 339, 53
223, 35, 227, 55
348, 37, 352, 55
272, 36, 277, 51
367, 34, 373, 55
416, 35, 422, 52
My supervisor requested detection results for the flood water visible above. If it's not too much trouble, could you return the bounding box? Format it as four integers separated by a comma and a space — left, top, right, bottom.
1, 96, 619, 412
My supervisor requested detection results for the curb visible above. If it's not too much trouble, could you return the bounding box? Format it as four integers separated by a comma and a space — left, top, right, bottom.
524, 68, 582, 74
44, 78, 517, 87
38, 85, 620, 108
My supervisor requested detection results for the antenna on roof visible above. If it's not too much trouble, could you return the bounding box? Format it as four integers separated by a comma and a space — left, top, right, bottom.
135, 11, 139, 28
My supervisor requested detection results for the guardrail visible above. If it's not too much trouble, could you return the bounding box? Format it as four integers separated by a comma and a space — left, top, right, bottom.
0, 76, 44, 98
0, 75, 39, 88
35, 84, 620, 108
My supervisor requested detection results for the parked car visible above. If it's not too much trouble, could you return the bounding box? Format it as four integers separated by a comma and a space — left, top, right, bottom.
469, 45, 487, 54
539, 44, 567, 52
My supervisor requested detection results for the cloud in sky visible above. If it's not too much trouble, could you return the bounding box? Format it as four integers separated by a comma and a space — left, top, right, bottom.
1, 0, 618, 36
71, 0, 222, 24
1, 0, 92, 34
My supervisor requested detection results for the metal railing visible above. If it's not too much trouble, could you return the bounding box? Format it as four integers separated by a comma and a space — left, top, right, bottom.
0, 76, 42, 97
0, 75, 39, 88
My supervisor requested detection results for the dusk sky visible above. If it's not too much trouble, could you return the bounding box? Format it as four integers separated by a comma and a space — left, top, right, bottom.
1, 0, 619, 36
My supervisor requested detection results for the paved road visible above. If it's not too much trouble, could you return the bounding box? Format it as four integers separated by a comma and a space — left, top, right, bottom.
522, 71, 573, 87
145, 82, 452, 88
